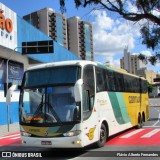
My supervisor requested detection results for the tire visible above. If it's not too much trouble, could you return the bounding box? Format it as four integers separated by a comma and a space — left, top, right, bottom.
96, 123, 107, 148
137, 115, 143, 129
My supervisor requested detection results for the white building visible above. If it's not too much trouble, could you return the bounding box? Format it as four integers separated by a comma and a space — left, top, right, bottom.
120, 47, 146, 74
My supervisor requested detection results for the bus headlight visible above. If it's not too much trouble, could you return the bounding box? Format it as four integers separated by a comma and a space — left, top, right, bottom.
63, 130, 81, 137
21, 132, 31, 137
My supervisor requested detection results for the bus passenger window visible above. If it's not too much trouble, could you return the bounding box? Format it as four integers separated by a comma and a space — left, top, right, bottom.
108, 71, 116, 91
105, 71, 110, 91
96, 67, 105, 92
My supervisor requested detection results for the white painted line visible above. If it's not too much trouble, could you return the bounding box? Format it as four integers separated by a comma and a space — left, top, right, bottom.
153, 113, 160, 126
0, 133, 20, 140
10, 136, 20, 140
141, 129, 160, 138
120, 129, 144, 138
143, 126, 160, 128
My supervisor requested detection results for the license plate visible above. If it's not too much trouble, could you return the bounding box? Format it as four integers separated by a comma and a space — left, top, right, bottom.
41, 141, 52, 145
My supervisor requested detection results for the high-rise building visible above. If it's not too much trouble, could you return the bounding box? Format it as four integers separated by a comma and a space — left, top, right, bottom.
67, 17, 94, 61
23, 9, 94, 61
23, 8, 68, 49
120, 47, 146, 74
120, 47, 157, 84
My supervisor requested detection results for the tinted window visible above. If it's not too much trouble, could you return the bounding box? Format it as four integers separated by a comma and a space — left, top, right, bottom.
24, 66, 80, 87
108, 71, 116, 91
96, 67, 105, 92
115, 73, 124, 92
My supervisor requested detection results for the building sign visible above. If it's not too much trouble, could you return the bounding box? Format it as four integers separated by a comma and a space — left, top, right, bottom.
8, 60, 24, 85
0, 9, 13, 33
0, 58, 24, 90
0, 3, 17, 49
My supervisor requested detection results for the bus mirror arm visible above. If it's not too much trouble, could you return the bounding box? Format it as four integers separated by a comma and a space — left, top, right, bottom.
18, 85, 22, 90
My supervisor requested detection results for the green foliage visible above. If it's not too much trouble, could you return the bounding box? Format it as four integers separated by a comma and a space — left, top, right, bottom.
138, 54, 148, 64
141, 24, 160, 54
138, 53, 159, 65
147, 82, 153, 93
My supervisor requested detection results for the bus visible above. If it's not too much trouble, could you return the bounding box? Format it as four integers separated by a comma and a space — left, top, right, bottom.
19, 60, 149, 148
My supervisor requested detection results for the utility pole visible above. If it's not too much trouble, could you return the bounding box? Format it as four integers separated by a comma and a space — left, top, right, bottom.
6, 47, 18, 132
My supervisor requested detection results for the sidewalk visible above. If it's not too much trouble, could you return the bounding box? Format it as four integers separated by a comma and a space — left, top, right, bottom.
0, 122, 20, 137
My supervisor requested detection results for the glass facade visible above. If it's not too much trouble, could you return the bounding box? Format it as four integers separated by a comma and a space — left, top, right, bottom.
56, 16, 64, 46
84, 24, 92, 61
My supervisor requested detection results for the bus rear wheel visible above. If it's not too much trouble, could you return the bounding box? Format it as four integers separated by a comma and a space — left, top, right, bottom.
96, 123, 107, 148
137, 114, 143, 129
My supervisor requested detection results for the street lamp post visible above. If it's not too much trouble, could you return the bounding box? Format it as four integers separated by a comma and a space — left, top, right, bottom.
6, 47, 18, 132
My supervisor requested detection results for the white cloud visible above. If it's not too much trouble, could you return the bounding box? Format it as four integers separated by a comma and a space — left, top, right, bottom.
95, 54, 120, 67
132, 50, 152, 57
92, 10, 141, 66
93, 11, 113, 30
140, 50, 152, 57
127, 1, 138, 13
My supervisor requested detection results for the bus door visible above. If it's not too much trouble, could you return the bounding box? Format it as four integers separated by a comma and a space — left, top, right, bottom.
82, 65, 99, 146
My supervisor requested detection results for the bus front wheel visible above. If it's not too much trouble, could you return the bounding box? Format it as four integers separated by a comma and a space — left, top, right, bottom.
96, 123, 107, 148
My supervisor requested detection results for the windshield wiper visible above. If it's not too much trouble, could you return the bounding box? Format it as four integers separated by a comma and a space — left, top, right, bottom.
30, 94, 62, 124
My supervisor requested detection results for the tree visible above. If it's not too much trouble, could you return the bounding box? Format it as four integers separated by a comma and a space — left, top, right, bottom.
59, 0, 160, 64
138, 53, 158, 65
147, 81, 153, 93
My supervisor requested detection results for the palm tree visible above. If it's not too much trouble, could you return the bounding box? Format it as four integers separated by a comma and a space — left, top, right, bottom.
148, 56, 157, 65
138, 54, 148, 64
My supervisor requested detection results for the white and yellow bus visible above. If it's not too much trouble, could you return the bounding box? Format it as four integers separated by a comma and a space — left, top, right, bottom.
19, 60, 149, 148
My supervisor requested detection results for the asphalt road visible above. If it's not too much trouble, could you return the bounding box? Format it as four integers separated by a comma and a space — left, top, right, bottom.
0, 100, 160, 160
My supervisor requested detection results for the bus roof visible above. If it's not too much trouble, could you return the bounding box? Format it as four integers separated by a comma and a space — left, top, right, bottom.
27, 60, 146, 80
26, 60, 97, 71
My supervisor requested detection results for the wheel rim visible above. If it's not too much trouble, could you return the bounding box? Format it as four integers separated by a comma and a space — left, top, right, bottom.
100, 128, 106, 142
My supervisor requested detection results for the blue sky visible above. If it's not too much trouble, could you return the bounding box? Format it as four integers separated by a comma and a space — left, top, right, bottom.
1, 0, 159, 73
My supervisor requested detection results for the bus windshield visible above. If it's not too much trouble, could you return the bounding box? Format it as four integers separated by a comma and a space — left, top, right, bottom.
24, 66, 80, 87
20, 66, 81, 125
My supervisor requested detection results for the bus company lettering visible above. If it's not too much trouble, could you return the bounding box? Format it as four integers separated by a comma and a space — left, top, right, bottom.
97, 99, 107, 106
128, 96, 140, 103
0, 9, 13, 33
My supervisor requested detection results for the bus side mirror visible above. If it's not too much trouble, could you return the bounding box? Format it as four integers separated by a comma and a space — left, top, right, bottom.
74, 79, 83, 102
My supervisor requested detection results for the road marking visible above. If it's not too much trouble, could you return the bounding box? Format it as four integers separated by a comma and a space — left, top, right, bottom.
10, 136, 20, 140
0, 133, 20, 140
141, 129, 160, 138
153, 113, 160, 126
120, 129, 144, 138
143, 126, 160, 128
